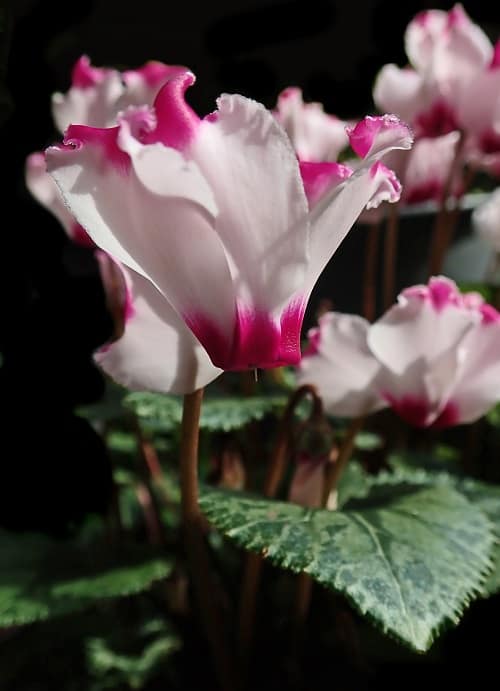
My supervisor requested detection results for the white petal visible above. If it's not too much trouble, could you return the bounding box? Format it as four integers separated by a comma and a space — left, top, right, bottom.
274, 87, 349, 162
26, 152, 74, 233
373, 65, 425, 125
401, 132, 462, 204
190, 93, 310, 311
96, 267, 222, 394
297, 312, 386, 417
368, 279, 478, 420
405, 5, 492, 76
405, 8, 449, 72
122, 62, 188, 110
46, 124, 237, 353
449, 319, 500, 423
304, 159, 404, 293
368, 280, 476, 376
456, 68, 500, 134
52, 72, 125, 132
432, 5, 493, 88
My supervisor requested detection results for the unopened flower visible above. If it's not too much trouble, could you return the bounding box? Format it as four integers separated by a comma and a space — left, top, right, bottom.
46, 71, 411, 387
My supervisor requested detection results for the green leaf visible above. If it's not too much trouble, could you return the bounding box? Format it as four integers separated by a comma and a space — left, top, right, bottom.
125, 392, 289, 433
386, 453, 500, 596
200, 482, 493, 651
457, 281, 495, 303
124, 394, 182, 433
337, 460, 371, 507
77, 381, 127, 423
486, 403, 500, 427
353, 431, 383, 451
454, 478, 500, 596
87, 619, 180, 690
0, 532, 172, 626
200, 395, 289, 431
0, 600, 178, 691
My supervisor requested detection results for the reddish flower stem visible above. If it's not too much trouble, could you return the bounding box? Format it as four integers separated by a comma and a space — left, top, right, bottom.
238, 385, 322, 672
135, 482, 164, 545
293, 415, 365, 647
321, 416, 366, 506
133, 419, 167, 545
180, 389, 236, 691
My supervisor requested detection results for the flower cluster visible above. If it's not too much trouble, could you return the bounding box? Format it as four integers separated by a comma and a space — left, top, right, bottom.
28, 57, 412, 393
375, 4, 500, 186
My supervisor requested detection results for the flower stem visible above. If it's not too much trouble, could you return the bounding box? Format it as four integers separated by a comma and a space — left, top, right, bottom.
238, 385, 322, 673
383, 204, 399, 310
180, 389, 236, 691
322, 416, 366, 505
363, 222, 380, 321
135, 482, 164, 545
132, 419, 167, 545
293, 415, 365, 651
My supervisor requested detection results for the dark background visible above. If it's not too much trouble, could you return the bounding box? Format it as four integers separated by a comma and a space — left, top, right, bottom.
1, 0, 499, 527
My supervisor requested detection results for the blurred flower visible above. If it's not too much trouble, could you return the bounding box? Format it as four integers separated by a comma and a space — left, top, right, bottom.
374, 4, 500, 175
273, 88, 444, 222
298, 276, 500, 426
473, 187, 500, 252
26, 151, 94, 246
391, 131, 463, 205
26, 58, 220, 393
26, 55, 188, 246
374, 4, 493, 137
52, 55, 187, 132
273, 86, 349, 162
46, 71, 412, 386
298, 312, 386, 417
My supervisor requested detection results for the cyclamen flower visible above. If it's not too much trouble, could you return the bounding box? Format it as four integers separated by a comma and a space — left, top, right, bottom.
272, 87, 454, 217
299, 312, 386, 417
374, 4, 495, 139
94, 263, 223, 393
273, 87, 349, 162
52, 55, 187, 132
26, 58, 220, 393
389, 132, 463, 205
46, 71, 412, 385
298, 277, 500, 427
473, 188, 500, 252
273, 88, 390, 225
26, 56, 187, 246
